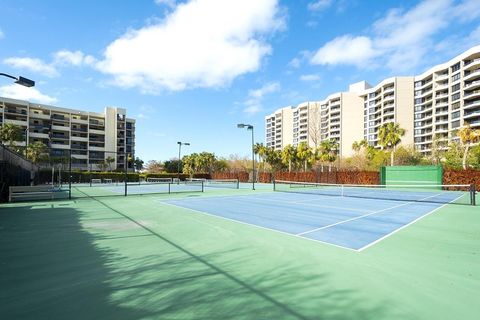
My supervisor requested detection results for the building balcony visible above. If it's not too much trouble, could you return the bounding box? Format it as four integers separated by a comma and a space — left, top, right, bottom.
464, 58, 480, 70
464, 80, 480, 90
50, 143, 70, 149
464, 110, 480, 119
89, 128, 105, 135
71, 118, 89, 124
89, 146, 105, 151
464, 69, 480, 81
51, 124, 70, 131
4, 118, 27, 126
464, 99, 480, 109
29, 111, 50, 119
29, 132, 49, 139
4, 108, 27, 115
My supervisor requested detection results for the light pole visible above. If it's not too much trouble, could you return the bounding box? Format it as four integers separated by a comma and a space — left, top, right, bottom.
237, 123, 255, 190
0, 73, 35, 87
177, 141, 190, 183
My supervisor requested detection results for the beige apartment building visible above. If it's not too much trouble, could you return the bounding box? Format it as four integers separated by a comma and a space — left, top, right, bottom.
360, 77, 414, 149
0, 96, 135, 171
413, 45, 480, 155
265, 45, 480, 158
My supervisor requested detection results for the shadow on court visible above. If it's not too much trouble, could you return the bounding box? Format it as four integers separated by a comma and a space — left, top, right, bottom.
0, 200, 392, 319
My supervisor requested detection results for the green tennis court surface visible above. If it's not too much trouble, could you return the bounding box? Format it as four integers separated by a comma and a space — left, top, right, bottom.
1, 187, 479, 319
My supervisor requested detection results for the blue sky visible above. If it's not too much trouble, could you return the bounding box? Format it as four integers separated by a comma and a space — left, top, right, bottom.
1, 0, 479, 161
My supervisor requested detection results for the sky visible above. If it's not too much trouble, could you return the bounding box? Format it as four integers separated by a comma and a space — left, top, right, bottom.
1, 0, 479, 162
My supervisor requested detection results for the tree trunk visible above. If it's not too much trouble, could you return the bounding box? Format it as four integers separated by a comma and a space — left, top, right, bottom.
288, 160, 291, 173
304, 160, 307, 172
463, 144, 470, 170
390, 150, 394, 166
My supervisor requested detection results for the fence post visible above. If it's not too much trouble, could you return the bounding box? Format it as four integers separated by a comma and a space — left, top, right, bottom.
68, 149, 72, 200
470, 184, 476, 206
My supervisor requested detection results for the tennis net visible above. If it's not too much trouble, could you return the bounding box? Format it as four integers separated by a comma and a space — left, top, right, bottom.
273, 180, 476, 205
205, 179, 239, 189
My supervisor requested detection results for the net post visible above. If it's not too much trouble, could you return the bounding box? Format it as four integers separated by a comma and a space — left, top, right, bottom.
124, 153, 128, 197
470, 184, 476, 206
202, 181, 204, 193
68, 149, 72, 200
273, 179, 276, 191
236, 178, 239, 189
168, 182, 171, 194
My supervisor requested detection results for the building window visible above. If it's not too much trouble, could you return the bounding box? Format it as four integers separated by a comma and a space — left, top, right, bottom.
451, 93, 460, 101
369, 93, 375, 99
451, 83, 460, 92
451, 73, 460, 82
415, 90, 422, 96
415, 98, 423, 105
451, 120, 460, 129
452, 111, 460, 119
415, 81, 422, 88
451, 62, 460, 72
452, 102, 460, 110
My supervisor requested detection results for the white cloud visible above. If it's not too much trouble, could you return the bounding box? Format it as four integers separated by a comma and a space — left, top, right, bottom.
3, 57, 59, 77
53, 50, 97, 67
308, 0, 332, 12
96, 0, 285, 92
310, 0, 480, 71
0, 28, 4, 39
311, 35, 375, 67
155, 0, 177, 8
0, 84, 57, 104
300, 74, 321, 82
243, 82, 279, 114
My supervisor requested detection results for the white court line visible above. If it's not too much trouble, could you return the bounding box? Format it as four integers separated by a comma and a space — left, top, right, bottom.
160, 201, 358, 252
357, 193, 465, 251
296, 192, 444, 236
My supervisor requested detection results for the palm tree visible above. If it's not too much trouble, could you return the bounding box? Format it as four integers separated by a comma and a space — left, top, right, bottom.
378, 123, 406, 166
26, 141, 48, 164
253, 143, 266, 173
352, 139, 368, 153
296, 142, 313, 172
319, 139, 339, 171
457, 123, 480, 169
281, 144, 296, 172
105, 156, 115, 171
0, 123, 23, 150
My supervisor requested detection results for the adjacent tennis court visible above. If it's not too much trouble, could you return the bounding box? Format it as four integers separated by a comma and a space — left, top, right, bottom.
1, 181, 479, 319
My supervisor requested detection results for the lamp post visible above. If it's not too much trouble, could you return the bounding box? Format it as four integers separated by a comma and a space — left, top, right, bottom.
0, 73, 35, 87
237, 123, 255, 190
177, 141, 190, 183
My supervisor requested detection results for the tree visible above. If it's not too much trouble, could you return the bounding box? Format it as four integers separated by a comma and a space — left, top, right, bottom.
296, 142, 313, 172
264, 148, 284, 173
145, 160, 164, 173
182, 154, 196, 177
26, 141, 48, 164
443, 141, 463, 169
164, 159, 181, 173
253, 143, 267, 173
308, 104, 322, 149
281, 144, 296, 172
393, 146, 425, 166
429, 134, 447, 165
0, 123, 23, 150
378, 123, 406, 166
319, 139, 339, 171
134, 157, 144, 171
105, 156, 115, 171
352, 139, 368, 153
457, 123, 480, 169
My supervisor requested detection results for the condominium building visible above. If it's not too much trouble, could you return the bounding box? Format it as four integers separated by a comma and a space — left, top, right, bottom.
0, 96, 136, 171
413, 45, 480, 154
265, 92, 363, 157
265, 106, 293, 150
265, 45, 480, 158
359, 77, 414, 149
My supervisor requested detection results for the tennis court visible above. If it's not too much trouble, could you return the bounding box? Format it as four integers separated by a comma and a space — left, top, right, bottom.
163, 181, 473, 250
1, 182, 479, 319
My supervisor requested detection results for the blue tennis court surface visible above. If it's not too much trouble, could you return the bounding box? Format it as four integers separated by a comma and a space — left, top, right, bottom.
163, 191, 461, 251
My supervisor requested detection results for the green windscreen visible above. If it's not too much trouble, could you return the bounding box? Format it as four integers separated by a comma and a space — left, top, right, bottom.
381, 165, 443, 185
